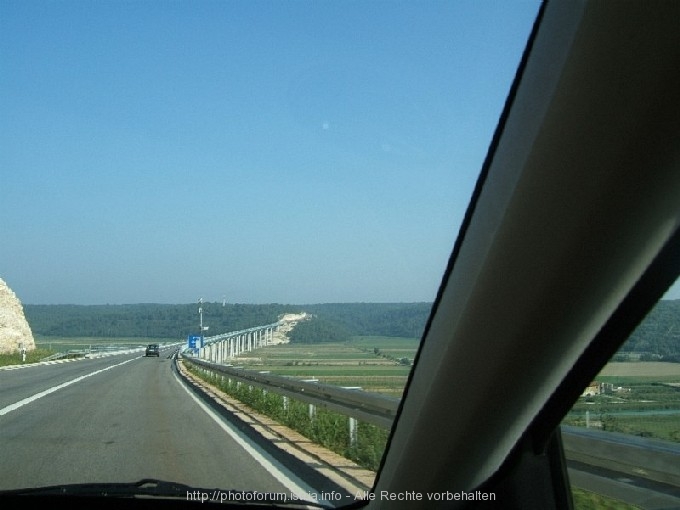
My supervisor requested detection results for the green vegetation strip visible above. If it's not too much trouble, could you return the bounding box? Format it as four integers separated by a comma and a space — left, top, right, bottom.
0, 348, 56, 367
570, 487, 641, 510
186, 363, 389, 472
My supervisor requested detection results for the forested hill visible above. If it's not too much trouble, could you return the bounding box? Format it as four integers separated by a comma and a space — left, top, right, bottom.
22, 300, 680, 358
23, 302, 432, 340
24, 303, 301, 339
620, 299, 680, 360
286, 302, 433, 344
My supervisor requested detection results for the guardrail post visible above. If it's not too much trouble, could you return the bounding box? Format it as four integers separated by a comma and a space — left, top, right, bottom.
183, 357, 399, 429
349, 417, 358, 447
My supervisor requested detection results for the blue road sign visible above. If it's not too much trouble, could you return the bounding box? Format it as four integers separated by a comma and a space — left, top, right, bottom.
187, 335, 203, 349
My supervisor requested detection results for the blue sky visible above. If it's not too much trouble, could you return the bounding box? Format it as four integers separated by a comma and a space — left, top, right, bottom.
8, 0, 671, 305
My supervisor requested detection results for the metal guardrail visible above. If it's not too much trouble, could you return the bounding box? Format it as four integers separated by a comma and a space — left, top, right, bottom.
40, 352, 71, 362
182, 357, 680, 493
561, 425, 680, 488
40, 345, 148, 362
181, 357, 680, 497
182, 356, 401, 429
40, 349, 94, 361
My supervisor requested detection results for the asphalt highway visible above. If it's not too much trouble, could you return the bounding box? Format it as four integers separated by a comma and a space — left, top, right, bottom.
0, 348, 319, 500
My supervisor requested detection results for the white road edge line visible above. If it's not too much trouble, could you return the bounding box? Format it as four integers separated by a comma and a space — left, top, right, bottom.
0, 358, 138, 417
173, 367, 328, 507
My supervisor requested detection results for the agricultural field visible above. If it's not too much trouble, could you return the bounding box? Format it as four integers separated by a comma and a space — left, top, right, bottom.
233, 336, 420, 397
598, 361, 680, 379
350, 336, 420, 361
564, 361, 680, 443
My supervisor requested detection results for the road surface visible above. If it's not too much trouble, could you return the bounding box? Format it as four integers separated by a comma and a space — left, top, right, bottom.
0, 348, 321, 501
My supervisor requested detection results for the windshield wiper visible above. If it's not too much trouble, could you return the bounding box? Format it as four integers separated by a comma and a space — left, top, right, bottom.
0, 478, 336, 509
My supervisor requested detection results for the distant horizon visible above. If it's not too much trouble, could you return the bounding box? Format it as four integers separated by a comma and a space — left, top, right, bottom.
22, 300, 435, 306
19, 295, 680, 307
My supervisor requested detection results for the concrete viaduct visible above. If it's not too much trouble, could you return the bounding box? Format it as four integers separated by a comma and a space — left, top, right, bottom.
197, 322, 278, 363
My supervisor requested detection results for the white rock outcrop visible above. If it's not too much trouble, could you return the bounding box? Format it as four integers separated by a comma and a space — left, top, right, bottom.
0, 278, 36, 354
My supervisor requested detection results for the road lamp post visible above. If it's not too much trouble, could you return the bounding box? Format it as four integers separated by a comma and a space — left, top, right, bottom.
198, 298, 209, 347
198, 298, 204, 346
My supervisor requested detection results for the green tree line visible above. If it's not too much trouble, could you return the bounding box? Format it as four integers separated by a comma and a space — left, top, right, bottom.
24, 303, 301, 339
620, 299, 680, 360
23, 299, 680, 358
302, 302, 432, 338
23, 302, 432, 341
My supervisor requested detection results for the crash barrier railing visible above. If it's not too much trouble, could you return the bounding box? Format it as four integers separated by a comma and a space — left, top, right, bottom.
181, 355, 400, 430
40, 352, 73, 361
561, 425, 680, 488
181, 356, 680, 490
40, 345, 148, 362
39, 347, 120, 361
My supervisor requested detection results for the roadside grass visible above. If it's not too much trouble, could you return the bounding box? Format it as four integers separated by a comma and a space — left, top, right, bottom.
571, 487, 641, 510
185, 337, 419, 471
185, 363, 388, 472
0, 348, 57, 367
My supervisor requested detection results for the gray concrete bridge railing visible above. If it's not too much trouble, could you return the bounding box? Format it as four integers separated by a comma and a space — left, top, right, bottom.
197, 322, 280, 363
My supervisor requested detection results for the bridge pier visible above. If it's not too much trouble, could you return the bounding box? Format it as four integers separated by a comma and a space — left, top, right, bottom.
196, 320, 283, 364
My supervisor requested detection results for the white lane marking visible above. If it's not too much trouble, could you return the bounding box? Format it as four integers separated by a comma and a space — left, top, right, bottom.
0, 358, 138, 416
174, 369, 327, 506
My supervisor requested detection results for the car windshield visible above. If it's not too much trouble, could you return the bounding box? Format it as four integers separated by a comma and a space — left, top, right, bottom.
13, 1, 675, 508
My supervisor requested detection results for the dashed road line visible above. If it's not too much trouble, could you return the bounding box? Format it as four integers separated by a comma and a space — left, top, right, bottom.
0, 358, 137, 416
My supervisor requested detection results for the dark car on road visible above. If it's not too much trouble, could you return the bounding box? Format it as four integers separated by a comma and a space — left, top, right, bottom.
145, 344, 160, 357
